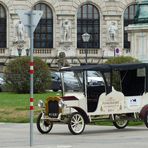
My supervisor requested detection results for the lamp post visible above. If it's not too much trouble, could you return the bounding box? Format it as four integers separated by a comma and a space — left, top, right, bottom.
26, 49, 30, 56
17, 48, 22, 57
17, 40, 24, 57
82, 32, 90, 64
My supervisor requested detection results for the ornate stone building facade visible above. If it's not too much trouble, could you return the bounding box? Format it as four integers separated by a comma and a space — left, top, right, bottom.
0, 0, 137, 69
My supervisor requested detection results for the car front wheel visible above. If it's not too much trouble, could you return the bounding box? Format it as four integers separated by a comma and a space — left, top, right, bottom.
68, 112, 85, 135
36, 113, 53, 134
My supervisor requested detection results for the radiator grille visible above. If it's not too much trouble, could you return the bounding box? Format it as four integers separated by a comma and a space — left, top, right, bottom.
48, 100, 59, 118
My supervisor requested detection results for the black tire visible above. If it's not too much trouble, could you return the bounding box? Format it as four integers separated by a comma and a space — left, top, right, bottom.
68, 112, 85, 135
52, 89, 58, 92
144, 111, 148, 128
36, 113, 53, 134
113, 115, 128, 129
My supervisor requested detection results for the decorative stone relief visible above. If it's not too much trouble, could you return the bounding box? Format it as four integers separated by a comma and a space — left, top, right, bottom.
107, 21, 118, 42
12, 20, 28, 56
57, 45, 76, 57
15, 20, 25, 43
60, 19, 71, 42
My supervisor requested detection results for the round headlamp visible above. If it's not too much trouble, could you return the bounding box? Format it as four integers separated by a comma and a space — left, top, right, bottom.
38, 100, 44, 108
58, 99, 65, 108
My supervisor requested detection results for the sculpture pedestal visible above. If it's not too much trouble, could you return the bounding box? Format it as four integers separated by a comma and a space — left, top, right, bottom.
125, 24, 148, 63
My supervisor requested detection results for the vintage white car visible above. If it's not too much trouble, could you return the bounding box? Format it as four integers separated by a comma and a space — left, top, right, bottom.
37, 63, 148, 135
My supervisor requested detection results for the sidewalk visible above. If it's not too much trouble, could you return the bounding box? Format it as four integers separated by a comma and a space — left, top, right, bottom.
0, 123, 147, 148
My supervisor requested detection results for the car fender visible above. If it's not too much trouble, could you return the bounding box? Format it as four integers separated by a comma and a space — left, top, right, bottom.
71, 106, 90, 123
139, 105, 148, 120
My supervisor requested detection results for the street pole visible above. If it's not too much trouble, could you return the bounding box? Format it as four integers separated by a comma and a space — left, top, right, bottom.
16, 10, 43, 147
82, 33, 90, 65
29, 11, 34, 147
85, 42, 88, 64
82, 32, 90, 98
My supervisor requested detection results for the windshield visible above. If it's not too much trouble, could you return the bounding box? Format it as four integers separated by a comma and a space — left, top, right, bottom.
87, 71, 102, 77
62, 71, 83, 92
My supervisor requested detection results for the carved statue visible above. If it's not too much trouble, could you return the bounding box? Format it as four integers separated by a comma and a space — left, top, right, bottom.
57, 52, 70, 68
15, 21, 25, 42
61, 19, 71, 42
108, 21, 118, 42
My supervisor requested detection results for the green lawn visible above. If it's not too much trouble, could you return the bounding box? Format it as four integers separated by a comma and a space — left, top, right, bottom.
0, 92, 144, 126
0, 92, 61, 123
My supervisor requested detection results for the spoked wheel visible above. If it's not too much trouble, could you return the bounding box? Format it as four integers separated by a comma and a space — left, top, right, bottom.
144, 111, 148, 128
68, 112, 85, 135
113, 114, 128, 129
36, 113, 53, 134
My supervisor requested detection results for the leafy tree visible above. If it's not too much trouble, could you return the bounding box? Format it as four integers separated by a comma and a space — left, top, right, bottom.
4, 57, 51, 93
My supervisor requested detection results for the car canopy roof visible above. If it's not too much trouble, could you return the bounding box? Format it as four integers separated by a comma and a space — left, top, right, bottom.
60, 64, 111, 72
110, 63, 148, 71
60, 63, 148, 72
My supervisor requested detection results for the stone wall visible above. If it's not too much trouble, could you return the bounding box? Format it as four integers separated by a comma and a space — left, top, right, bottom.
0, 0, 136, 66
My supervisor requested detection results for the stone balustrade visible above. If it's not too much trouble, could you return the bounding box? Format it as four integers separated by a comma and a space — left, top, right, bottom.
0, 48, 5, 54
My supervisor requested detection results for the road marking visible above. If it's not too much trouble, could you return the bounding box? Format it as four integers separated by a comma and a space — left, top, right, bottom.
57, 145, 72, 148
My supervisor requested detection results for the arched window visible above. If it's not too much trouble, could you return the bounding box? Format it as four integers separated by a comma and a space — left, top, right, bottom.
124, 4, 137, 49
33, 3, 53, 48
77, 4, 100, 48
0, 4, 6, 48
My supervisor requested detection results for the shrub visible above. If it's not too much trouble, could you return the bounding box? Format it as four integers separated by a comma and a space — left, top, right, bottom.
4, 57, 51, 93
105, 56, 139, 64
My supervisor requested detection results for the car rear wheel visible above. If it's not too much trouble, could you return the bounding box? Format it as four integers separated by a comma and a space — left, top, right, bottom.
36, 113, 53, 134
144, 111, 148, 128
52, 89, 58, 92
68, 112, 85, 135
113, 115, 128, 129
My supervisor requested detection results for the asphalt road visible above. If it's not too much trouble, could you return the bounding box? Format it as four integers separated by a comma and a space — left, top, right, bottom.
0, 123, 148, 148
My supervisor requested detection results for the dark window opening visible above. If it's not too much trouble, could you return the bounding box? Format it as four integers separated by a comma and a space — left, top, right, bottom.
77, 4, 100, 48
33, 3, 53, 48
124, 4, 137, 49
0, 5, 6, 48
